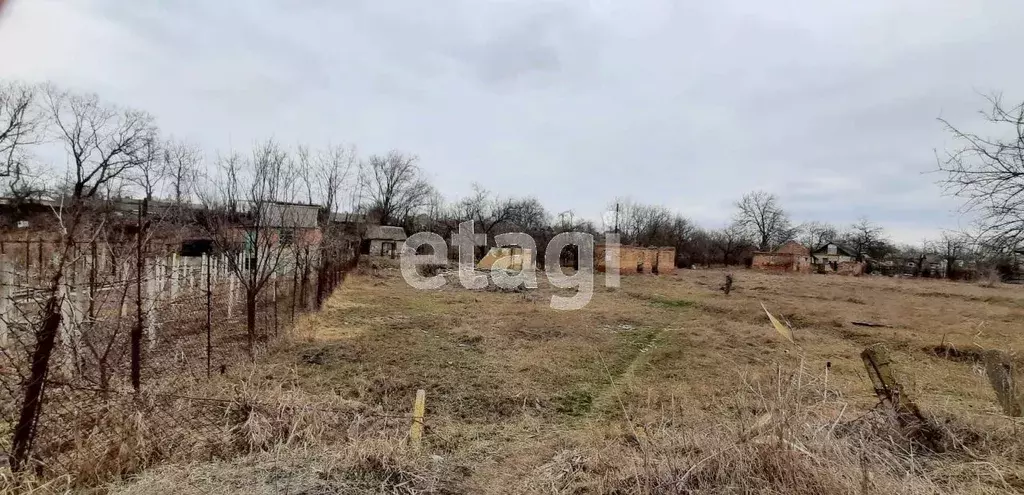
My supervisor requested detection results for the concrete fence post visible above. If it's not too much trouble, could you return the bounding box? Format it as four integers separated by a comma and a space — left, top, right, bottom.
228, 270, 236, 319
171, 252, 180, 297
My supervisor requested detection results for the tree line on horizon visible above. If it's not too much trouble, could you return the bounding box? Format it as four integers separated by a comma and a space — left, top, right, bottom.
2, 79, 1022, 279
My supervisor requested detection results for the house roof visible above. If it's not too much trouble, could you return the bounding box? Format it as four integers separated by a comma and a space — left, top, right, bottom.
264, 202, 320, 229
366, 225, 407, 241
812, 242, 858, 257
775, 240, 810, 256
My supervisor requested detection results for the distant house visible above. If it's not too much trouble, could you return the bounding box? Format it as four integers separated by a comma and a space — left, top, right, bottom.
812, 242, 865, 275
363, 226, 407, 258
263, 202, 321, 247
751, 240, 812, 273
812, 243, 858, 265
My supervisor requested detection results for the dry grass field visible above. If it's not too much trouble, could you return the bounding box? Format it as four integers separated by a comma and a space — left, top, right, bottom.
101, 266, 1024, 494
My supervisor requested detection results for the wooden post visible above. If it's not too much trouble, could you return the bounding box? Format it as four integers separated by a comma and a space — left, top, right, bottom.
983, 350, 1023, 417
409, 389, 426, 448
861, 344, 945, 451
861, 344, 900, 412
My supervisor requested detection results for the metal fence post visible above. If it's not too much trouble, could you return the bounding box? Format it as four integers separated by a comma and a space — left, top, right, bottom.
206, 254, 212, 379
131, 206, 143, 392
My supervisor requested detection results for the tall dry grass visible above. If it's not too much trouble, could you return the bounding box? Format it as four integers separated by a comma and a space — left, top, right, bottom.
519, 363, 1024, 494
4, 356, 1022, 494
0, 362, 419, 493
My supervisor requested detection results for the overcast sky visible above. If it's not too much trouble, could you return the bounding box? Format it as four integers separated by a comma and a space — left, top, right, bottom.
2, 0, 1024, 244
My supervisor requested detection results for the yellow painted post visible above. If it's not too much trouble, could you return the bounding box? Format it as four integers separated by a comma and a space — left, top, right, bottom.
409, 389, 426, 448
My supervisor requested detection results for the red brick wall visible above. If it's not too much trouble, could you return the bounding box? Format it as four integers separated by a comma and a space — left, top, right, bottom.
657, 247, 676, 274
596, 244, 639, 274
620, 246, 641, 274
595, 244, 677, 275
641, 248, 657, 273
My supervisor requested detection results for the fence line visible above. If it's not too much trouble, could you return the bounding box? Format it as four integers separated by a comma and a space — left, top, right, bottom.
0, 234, 355, 478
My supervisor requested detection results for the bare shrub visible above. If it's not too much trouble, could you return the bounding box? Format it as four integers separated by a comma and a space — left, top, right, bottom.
978, 268, 1002, 288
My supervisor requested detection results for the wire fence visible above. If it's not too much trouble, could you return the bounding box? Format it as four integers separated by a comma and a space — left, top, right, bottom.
0, 234, 356, 479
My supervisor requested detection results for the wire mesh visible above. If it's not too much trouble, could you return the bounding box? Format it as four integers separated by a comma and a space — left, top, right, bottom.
0, 237, 352, 478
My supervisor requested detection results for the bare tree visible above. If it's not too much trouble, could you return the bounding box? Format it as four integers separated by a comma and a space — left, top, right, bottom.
361, 151, 432, 226
11, 86, 156, 470
163, 138, 202, 206
457, 183, 525, 236
798, 221, 838, 250
1, 81, 45, 202
711, 222, 753, 265
315, 144, 358, 223
217, 151, 243, 215
199, 140, 303, 357
45, 85, 155, 199
931, 231, 971, 279
611, 199, 674, 246
678, 227, 716, 267
1, 81, 43, 178
844, 218, 885, 261
938, 93, 1024, 251
734, 191, 793, 251
128, 134, 163, 214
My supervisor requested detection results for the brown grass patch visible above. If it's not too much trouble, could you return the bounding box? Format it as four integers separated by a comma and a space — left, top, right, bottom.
25, 267, 1021, 493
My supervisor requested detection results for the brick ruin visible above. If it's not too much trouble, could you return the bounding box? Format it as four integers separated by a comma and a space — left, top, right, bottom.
751, 240, 812, 273
595, 244, 675, 275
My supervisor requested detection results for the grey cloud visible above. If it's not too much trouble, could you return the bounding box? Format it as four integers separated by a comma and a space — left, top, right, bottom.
2, 0, 1024, 246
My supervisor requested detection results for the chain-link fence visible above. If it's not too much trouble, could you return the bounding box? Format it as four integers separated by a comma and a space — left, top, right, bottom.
0, 233, 355, 479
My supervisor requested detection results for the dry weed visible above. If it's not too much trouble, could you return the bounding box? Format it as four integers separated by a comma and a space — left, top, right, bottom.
517, 364, 1024, 494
